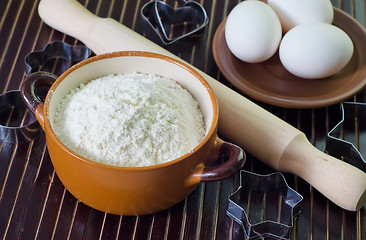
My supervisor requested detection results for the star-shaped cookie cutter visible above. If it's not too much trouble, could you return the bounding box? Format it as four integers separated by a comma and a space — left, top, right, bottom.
326, 102, 366, 172
227, 170, 303, 240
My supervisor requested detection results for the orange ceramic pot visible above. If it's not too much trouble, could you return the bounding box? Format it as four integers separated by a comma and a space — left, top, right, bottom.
21, 51, 245, 215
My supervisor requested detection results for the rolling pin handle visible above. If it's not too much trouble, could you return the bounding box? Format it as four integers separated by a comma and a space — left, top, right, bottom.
279, 132, 366, 211
38, 0, 100, 44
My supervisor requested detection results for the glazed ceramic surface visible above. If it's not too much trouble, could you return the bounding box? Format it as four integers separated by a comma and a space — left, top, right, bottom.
21, 51, 245, 215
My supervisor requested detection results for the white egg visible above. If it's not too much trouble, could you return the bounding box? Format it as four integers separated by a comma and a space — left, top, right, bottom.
267, 0, 334, 33
224, 0, 282, 63
279, 22, 354, 79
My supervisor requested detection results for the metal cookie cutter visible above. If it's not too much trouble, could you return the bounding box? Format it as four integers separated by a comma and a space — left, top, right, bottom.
227, 170, 303, 240
326, 102, 366, 172
140, 0, 209, 45
23, 41, 91, 105
25, 41, 92, 76
0, 90, 41, 143
0, 41, 91, 143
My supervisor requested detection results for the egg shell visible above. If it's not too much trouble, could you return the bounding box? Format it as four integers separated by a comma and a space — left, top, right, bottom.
267, 0, 334, 33
224, 0, 282, 63
279, 22, 354, 79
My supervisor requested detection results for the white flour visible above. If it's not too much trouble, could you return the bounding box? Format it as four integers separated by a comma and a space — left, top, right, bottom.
53, 73, 206, 167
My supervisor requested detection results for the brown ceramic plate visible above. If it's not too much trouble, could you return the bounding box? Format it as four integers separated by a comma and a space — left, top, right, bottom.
213, 8, 366, 108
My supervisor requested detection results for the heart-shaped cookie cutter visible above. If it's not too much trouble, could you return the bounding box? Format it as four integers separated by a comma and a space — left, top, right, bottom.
140, 0, 209, 45
227, 170, 303, 240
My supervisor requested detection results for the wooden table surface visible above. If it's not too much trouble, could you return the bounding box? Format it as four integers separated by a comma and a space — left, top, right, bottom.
1, 0, 366, 239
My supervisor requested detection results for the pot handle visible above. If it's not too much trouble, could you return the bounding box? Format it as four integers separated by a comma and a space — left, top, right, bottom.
20, 72, 58, 129
188, 139, 246, 185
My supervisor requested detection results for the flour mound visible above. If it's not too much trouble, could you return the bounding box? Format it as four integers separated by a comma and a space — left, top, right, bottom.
53, 73, 206, 167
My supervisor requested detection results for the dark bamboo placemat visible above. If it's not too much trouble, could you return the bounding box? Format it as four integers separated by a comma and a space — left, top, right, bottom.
0, 0, 365, 239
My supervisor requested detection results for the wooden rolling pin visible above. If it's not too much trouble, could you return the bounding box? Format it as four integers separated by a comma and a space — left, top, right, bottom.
38, 0, 366, 211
